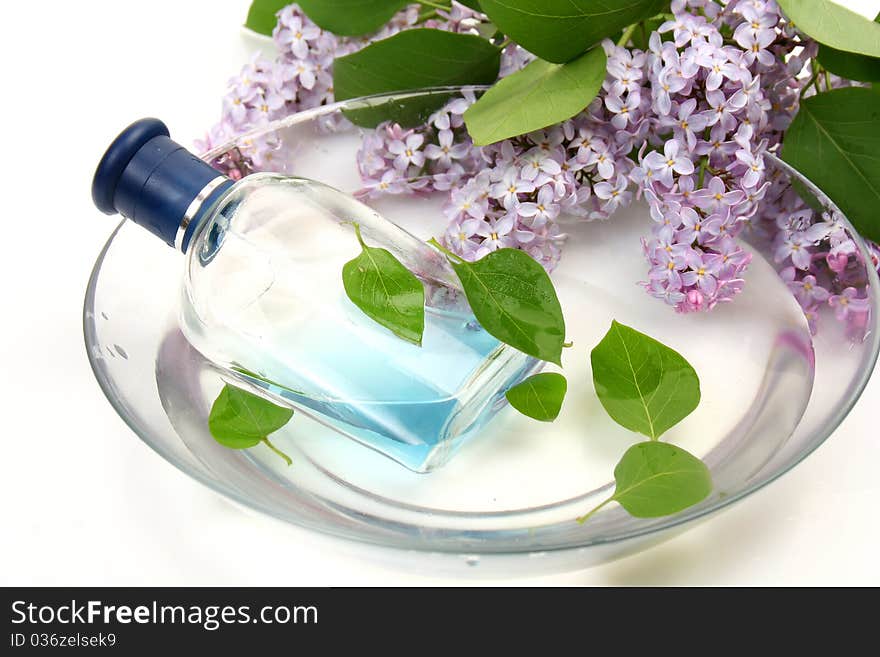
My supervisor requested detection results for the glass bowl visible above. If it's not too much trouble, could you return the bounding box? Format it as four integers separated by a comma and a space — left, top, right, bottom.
84, 88, 880, 573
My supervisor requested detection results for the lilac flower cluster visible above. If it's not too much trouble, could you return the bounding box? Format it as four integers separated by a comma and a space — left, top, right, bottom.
357, 38, 645, 270
629, 0, 801, 313
749, 177, 873, 338
196, 4, 429, 172
202, 1, 875, 335
355, 92, 482, 199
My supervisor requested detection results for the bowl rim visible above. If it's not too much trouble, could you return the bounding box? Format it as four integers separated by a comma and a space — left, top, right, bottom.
85, 87, 880, 556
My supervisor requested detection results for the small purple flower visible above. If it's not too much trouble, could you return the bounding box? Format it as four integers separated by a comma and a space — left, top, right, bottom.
605, 92, 642, 130
583, 144, 617, 180
643, 141, 695, 188
703, 89, 746, 133
594, 174, 633, 214
828, 288, 870, 320
648, 280, 687, 306
696, 47, 740, 90
446, 183, 488, 221
519, 185, 561, 227
387, 132, 425, 171
677, 206, 722, 245
705, 237, 751, 278
682, 254, 722, 296
445, 218, 483, 259
424, 129, 471, 168
790, 274, 831, 307
490, 167, 536, 209
520, 147, 562, 182
275, 13, 322, 59
476, 214, 517, 254
668, 98, 709, 150
735, 22, 776, 67
691, 176, 745, 212
733, 147, 765, 188
775, 233, 812, 270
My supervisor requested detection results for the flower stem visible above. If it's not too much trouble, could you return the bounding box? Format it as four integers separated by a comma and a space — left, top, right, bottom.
428, 237, 466, 264
697, 155, 709, 188
351, 221, 368, 251
617, 23, 638, 47
576, 495, 614, 524
800, 69, 819, 99
419, 0, 450, 11
262, 438, 292, 466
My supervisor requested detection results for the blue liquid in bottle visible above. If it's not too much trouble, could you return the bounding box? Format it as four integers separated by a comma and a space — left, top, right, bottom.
91, 120, 540, 472
181, 176, 541, 472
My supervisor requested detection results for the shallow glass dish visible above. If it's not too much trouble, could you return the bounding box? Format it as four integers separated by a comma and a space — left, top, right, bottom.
84, 88, 880, 573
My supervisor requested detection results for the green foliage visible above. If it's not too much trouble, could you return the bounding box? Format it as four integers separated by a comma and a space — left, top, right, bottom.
782, 88, 880, 243
464, 47, 607, 145
432, 242, 566, 365
342, 223, 426, 345
577, 442, 712, 522
208, 385, 294, 466
333, 29, 501, 126
478, 0, 668, 63
505, 372, 568, 421
777, 0, 880, 58
591, 321, 700, 440
297, 1, 410, 36
817, 13, 880, 83
244, 0, 289, 35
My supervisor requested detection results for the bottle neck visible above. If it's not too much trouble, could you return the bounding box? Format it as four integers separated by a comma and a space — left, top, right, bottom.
176, 176, 235, 253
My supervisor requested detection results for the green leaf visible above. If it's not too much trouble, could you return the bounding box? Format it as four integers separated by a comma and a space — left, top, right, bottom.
478, 0, 667, 63
343, 224, 425, 345
244, 0, 288, 36
777, 0, 880, 59
611, 442, 711, 518
781, 88, 880, 243
817, 13, 880, 83
630, 15, 666, 51
333, 28, 501, 127
297, 0, 409, 36
457, 0, 483, 10
208, 385, 294, 465
433, 242, 566, 365
505, 372, 567, 421
464, 46, 606, 145
591, 320, 700, 440
577, 442, 712, 522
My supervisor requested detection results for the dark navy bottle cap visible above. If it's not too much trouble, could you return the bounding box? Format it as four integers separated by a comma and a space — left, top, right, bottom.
92, 118, 233, 252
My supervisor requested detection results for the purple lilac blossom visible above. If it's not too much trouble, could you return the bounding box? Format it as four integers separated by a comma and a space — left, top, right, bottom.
201, 0, 875, 337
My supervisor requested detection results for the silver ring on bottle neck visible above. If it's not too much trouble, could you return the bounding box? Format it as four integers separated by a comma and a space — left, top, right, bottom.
175, 176, 229, 252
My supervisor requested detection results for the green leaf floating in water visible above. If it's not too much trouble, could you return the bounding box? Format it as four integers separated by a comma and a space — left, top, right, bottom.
478, 0, 667, 63
577, 442, 712, 522
464, 46, 607, 146
244, 0, 289, 35
297, 0, 410, 36
333, 29, 501, 127
505, 372, 568, 421
430, 241, 566, 365
781, 88, 880, 243
591, 320, 700, 440
208, 384, 294, 466
777, 0, 880, 59
343, 223, 426, 345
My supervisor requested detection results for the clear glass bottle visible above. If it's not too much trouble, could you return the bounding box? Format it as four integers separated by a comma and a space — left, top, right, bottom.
93, 119, 540, 472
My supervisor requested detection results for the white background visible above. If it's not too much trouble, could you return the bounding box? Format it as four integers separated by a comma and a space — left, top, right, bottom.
1, 0, 878, 586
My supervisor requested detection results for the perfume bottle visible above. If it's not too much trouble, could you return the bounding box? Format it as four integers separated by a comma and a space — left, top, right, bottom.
92, 118, 540, 472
